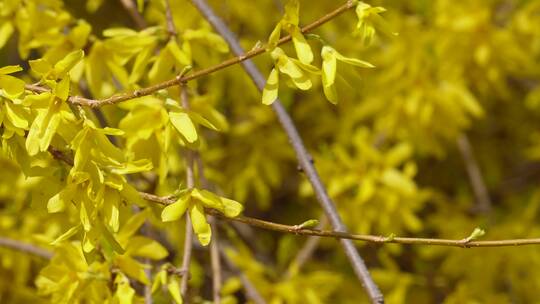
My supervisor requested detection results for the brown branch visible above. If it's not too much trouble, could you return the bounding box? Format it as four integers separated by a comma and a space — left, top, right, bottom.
47, 146, 74, 166
23, 1, 357, 108
180, 87, 195, 298
0, 237, 53, 259
207, 210, 540, 248
44, 146, 540, 250
457, 134, 492, 213
194, 155, 222, 303
209, 218, 222, 303
118, 0, 147, 29
187, 1, 384, 303
164, 0, 178, 38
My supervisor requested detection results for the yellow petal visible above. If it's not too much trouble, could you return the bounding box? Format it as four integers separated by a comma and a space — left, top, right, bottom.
276, 56, 303, 79
26, 110, 46, 156
4, 102, 28, 129
127, 236, 169, 260
0, 65, 22, 75
262, 68, 279, 105
169, 111, 198, 143
267, 22, 282, 50
321, 46, 337, 87
190, 203, 211, 246
0, 74, 25, 98
334, 51, 375, 68
323, 83, 338, 104
290, 73, 312, 90
161, 195, 190, 222
116, 255, 150, 285
168, 277, 183, 304
0, 23, 14, 49
292, 27, 313, 64
53, 50, 84, 78
29, 59, 52, 76
283, 0, 299, 25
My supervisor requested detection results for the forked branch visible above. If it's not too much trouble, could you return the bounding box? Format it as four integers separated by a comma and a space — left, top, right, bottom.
23, 1, 357, 108
188, 0, 384, 303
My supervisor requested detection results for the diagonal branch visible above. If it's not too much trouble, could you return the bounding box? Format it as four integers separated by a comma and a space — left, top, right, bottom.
0, 237, 53, 259
188, 1, 384, 303
457, 134, 492, 213
23, 1, 357, 108
118, 0, 147, 29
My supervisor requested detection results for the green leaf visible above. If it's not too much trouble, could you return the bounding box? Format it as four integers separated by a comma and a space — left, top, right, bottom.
296, 219, 320, 229
169, 111, 198, 143
190, 202, 211, 246
464, 228, 486, 242
161, 195, 190, 222
262, 68, 279, 105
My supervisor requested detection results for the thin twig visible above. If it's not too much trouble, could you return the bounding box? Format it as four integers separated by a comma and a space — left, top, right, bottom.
44, 147, 540, 249
0, 237, 53, 259
118, 0, 147, 29
23, 1, 357, 108
209, 218, 222, 303
194, 155, 222, 303
187, 1, 384, 303
164, 0, 178, 38
180, 87, 195, 298
164, 0, 223, 296
207, 210, 540, 248
457, 134, 492, 213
